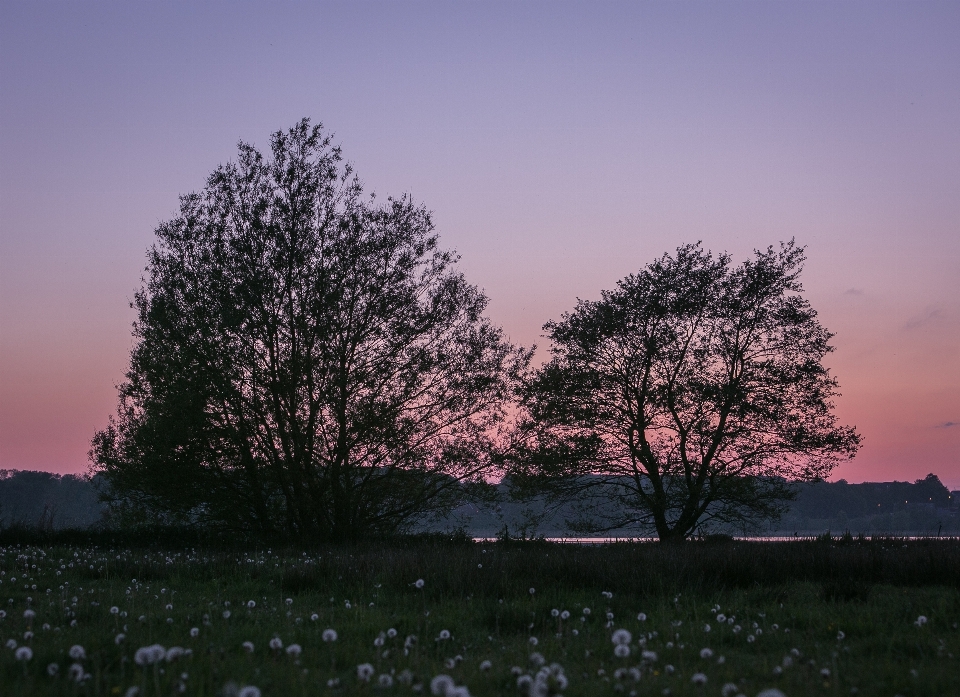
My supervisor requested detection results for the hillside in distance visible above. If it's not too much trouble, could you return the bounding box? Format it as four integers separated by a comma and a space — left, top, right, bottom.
1, 469, 958, 537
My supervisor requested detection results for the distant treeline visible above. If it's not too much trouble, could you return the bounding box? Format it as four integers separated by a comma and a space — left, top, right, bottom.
1, 469, 957, 536
0, 470, 105, 530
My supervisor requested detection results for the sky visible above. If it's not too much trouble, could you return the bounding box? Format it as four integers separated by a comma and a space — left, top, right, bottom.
1, 1, 958, 488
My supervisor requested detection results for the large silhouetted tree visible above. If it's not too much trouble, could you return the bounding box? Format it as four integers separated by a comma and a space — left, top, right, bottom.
91, 120, 530, 540
507, 242, 860, 542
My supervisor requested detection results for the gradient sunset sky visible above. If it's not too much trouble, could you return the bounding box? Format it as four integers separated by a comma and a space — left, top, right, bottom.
1, 1, 958, 487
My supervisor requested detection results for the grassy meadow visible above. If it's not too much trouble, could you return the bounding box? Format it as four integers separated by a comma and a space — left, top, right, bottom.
0, 535, 958, 696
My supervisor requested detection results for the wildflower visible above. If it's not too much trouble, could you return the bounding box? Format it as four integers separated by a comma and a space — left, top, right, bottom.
700, 647, 713, 659
378, 674, 393, 688
479, 660, 492, 671
732, 625, 742, 634
529, 652, 545, 667
322, 629, 337, 642
310, 613, 319, 621
757, 690, 787, 697
704, 623, 711, 632
387, 628, 397, 638
111, 606, 120, 614
837, 630, 845, 641
560, 610, 570, 620
721, 683, 738, 697
23, 609, 36, 620
243, 641, 255, 653
47, 662, 59, 676
374, 633, 386, 647
528, 636, 538, 646
222, 610, 231, 619
23, 630, 33, 640
68, 662, 84, 681
269, 637, 283, 650
641, 650, 658, 662
134, 644, 166, 666
614, 644, 630, 658
582, 607, 591, 616
165, 647, 185, 661
716, 614, 726, 622
664, 664, 675, 674
286, 644, 302, 657
247, 600, 256, 609
285, 598, 293, 605
529, 587, 536, 595
915, 615, 928, 627
438, 629, 451, 640
357, 663, 375, 682
125, 688, 140, 697
747, 634, 756, 643
414, 579, 425, 589
551, 608, 559, 617
15, 646, 32, 661
165, 604, 173, 611
602, 591, 613, 599
611, 629, 632, 645
431, 674, 455, 695
691, 672, 707, 685
190, 627, 199, 638
237, 687, 261, 697
820, 668, 831, 678
69, 645, 86, 660
637, 612, 647, 621
6, 639, 17, 649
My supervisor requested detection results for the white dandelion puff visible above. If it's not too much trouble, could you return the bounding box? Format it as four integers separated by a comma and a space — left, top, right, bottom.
322, 629, 337, 642
611, 629, 632, 645
15, 646, 32, 661
357, 663, 375, 682
699, 647, 713, 659
691, 672, 707, 685
637, 612, 647, 621
69, 645, 86, 660
286, 643, 302, 657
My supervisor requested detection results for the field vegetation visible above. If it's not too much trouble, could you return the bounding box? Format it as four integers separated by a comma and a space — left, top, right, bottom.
0, 535, 958, 696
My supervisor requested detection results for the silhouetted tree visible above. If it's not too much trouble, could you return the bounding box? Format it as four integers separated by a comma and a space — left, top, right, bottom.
507, 242, 860, 542
91, 120, 530, 540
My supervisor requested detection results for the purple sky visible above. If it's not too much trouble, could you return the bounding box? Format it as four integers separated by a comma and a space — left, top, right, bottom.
1, 1, 958, 487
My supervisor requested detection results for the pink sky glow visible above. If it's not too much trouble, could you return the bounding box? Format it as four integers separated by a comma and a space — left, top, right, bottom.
1, 1, 958, 488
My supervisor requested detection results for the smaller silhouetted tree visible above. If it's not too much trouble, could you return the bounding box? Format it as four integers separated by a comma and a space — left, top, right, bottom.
507, 241, 861, 541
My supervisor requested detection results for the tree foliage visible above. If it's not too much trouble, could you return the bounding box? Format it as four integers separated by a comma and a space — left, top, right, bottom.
507, 242, 861, 541
91, 120, 530, 540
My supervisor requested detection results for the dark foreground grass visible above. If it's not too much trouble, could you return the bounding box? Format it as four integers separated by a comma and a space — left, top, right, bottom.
0, 537, 957, 696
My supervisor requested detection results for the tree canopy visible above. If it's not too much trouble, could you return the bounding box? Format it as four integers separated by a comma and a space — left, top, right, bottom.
507, 242, 861, 541
91, 120, 530, 540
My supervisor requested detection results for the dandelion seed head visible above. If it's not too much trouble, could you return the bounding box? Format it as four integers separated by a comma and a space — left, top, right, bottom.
15, 646, 32, 661
691, 672, 707, 685
611, 629, 632, 645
